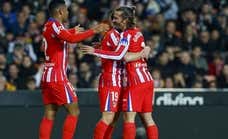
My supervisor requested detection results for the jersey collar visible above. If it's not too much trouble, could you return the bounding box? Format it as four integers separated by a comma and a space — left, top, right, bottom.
48, 17, 57, 22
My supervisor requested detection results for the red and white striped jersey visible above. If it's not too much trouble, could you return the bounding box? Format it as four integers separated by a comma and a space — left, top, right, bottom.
99, 28, 122, 87
41, 18, 95, 83
94, 28, 153, 86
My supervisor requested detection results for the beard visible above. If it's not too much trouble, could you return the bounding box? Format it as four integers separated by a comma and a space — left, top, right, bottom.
113, 23, 122, 32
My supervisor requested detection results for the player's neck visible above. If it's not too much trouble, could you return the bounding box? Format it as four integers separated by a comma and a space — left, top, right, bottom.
52, 15, 63, 23
121, 25, 127, 31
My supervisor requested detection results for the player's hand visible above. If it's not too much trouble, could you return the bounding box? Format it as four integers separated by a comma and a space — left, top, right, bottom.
91, 23, 110, 33
92, 42, 101, 49
80, 45, 95, 55
141, 46, 151, 59
74, 24, 84, 32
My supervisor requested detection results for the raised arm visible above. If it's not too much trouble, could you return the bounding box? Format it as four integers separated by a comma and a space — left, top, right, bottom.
67, 24, 84, 34
52, 23, 109, 43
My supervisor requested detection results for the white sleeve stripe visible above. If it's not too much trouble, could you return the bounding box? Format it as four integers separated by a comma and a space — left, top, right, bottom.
94, 34, 131, 60
110, 32, 118, 46
52, 23, 60, 35
94, 42, 129, 60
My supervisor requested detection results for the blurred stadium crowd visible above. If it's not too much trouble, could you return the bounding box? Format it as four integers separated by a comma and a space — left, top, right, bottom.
0, 0, 227, 91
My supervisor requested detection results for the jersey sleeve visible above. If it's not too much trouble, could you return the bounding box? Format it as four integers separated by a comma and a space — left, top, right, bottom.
52, 22, 95, 43
94, 32, 131, 60
67, 28, 76, 34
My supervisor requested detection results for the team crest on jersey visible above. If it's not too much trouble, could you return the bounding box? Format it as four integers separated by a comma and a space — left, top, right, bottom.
119, 38, 128, 46
133, 32, 143, 42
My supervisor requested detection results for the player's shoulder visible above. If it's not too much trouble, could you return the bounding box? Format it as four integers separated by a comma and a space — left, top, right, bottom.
105, 28, 119, 36
103, 28, 120, 44
131, 28, 144, 42
129, 27, 142, 35
46, 18, 65, 35
122, 28, 140, 36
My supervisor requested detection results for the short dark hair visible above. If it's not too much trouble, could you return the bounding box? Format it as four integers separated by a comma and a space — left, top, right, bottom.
115, 6, 136, 28
48, 0, 66, 16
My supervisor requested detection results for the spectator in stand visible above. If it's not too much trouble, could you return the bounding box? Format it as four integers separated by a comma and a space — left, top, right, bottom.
176, 51, 196, 87
6, 63, 23, 90
0, 74, 7, 92
7, 43, 24, 65
21, 4, 34, 23
145, 0, 160, 17
173, 72, 186, 88
177, 0, 204, 11
164, 76, 174, 88
0, 1, 17, 32
192, 81, 203, 88
68, 72, 79, 89
77, 61, 95, 88
19, 56, 37, 88
157, 0, 179, 20
151, 68, 164, 88
210, 29, 223, 52
198, 30, 214, 59
7, 35, 37, 62
191, 46, 208, 74
208, 53, 224, 77
26, 21, 43, 61
68, 3, 80, 27
153, 51, 174, 77
180, 9, 198, 35
147, 33, 164, 59
181, 24, 198, 51
217, 64, 228, 88
25, 77, 38, 91
68, 52, 78, 74
10, 11, 29, 36
162, 20, 181, 52
0, 18, 6, 43
35, 11, 46, 30
0, 53, 7, 75
198, 2, 217, 32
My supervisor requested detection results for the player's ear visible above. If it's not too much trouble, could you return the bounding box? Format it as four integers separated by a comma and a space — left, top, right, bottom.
58, 7, 63, 16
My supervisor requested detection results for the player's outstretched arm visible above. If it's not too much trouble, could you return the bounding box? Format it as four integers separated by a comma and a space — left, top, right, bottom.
81, 44, 127, 60
54, 23, 109, 43
91, 23, 110, 34
67, 24, 84, 33
81, 34, 130, 60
